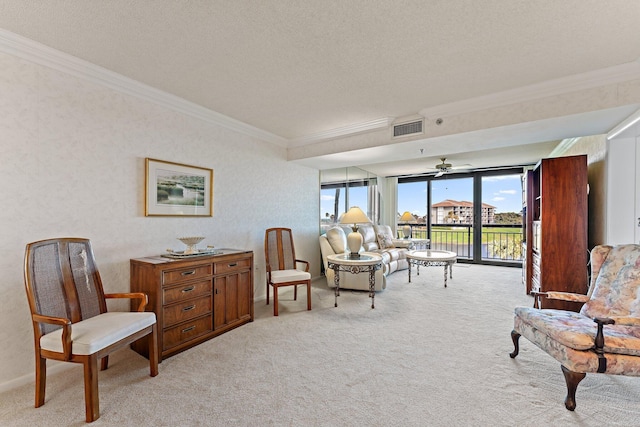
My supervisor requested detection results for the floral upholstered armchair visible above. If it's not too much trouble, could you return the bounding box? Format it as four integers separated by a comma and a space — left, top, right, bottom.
510, 244, 640, 411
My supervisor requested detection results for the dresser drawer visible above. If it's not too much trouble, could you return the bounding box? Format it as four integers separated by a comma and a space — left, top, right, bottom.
163, 295, 212, 327
214, 257, 251, 274
163, 316, 212, 351
162, 264, 212, 285
163, 279, 212, 305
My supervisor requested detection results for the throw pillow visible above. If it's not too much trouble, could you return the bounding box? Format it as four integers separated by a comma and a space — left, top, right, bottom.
377, 233, 395, 249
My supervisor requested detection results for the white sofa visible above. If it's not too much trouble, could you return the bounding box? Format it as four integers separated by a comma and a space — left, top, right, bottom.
319, 224, 411, 291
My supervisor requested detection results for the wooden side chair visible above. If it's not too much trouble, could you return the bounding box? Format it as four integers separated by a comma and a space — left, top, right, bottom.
264, 228, 312, 316
24, 238, 159, 423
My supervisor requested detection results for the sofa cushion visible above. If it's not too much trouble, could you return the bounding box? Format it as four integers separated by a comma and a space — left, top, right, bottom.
326, 227, 347, 254
358, 224, 380, 251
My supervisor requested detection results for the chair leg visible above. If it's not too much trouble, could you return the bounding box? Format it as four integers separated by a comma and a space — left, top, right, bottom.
35, 354, 46, 408
306, 281, 312, 310
561, 365, 586, 411
149, 325, 159, 377
267, 282, 276, 305
294, 284, 298, 301
273, 286, 279, 316
509, 330, 520, 358
83, 354, 100, 422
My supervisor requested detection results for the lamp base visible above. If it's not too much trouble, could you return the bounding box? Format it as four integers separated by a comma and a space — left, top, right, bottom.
347, 230, 363, 258
403, 225, 411, 239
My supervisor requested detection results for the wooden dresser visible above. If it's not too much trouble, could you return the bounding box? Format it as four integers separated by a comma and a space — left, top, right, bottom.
130, 249, 253, 361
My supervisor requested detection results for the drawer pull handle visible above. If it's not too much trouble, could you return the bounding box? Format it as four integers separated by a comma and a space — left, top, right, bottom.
182, 305, 196, 312
181, 286, 195, 293
181, 325, 196, 333
228, 263, 237, 267
181, 270, 196, 276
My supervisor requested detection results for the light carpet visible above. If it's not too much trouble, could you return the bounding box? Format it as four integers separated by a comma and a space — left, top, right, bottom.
2, 264, 640, 426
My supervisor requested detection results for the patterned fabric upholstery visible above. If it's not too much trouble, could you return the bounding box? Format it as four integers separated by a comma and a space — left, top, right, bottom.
513, 244, 640, 374
376, 225, 396, 249
580, 245, 640, 320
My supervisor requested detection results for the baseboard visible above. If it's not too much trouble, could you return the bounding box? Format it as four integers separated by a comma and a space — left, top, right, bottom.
0, 362, 74, 394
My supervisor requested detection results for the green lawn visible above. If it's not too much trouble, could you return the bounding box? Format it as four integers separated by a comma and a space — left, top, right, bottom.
409, 225, 523, 244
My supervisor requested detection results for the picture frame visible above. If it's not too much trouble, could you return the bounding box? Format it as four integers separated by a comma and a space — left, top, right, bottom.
145, 158, 213, 217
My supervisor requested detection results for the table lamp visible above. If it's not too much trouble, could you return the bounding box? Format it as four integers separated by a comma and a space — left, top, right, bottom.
339, 206, 371, 258
399, 211, 415, 238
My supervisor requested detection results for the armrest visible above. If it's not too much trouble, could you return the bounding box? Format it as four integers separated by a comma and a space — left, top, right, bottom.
544, 291, 590, 303
32, 313, 73, 360
105, 292, 148, 312
607, 316, 640, 326
295, 259, 310, 272
392, 239, 412, 249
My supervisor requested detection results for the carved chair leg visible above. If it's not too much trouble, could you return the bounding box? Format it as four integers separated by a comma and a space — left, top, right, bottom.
83, 354, 100, 422
561, 365, 586, 411
35, 354, 46, 408
294, 284, 298, 301
306, 281, 312, 310
509, 330, 521, 358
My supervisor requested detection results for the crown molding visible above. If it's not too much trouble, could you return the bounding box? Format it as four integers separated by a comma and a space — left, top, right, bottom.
419, 60, 640, 119
607, 108, 640, 140
548, 137, 581, 157
0, 29, 288, 146
289, 117, 393, 146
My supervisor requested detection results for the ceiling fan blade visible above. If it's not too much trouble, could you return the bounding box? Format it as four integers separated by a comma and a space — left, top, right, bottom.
434, 170, 445, 178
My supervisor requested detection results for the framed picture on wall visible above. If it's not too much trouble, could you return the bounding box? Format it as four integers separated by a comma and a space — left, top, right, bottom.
145, 158, 213, 217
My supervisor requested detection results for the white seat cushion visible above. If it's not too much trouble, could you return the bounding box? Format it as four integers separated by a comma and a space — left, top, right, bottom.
40, 312, 156, 355
271, 269, 311, 284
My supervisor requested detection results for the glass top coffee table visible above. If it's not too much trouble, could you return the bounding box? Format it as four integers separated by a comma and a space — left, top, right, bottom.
326, 253, 383, 309
406, 250, 457, 287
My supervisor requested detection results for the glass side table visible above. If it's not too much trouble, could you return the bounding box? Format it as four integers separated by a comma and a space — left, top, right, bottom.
326, 253, 383, 309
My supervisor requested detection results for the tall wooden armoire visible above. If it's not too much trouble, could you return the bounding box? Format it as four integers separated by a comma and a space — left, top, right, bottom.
524, 155, 588, 310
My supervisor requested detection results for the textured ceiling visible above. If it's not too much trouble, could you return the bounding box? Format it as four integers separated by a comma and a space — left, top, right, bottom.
1, 1, 640, 174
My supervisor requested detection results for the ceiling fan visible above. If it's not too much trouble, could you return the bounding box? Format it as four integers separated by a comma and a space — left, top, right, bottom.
432, 157, 472, 177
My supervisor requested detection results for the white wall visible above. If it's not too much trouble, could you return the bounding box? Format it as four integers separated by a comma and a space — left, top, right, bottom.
605, 117, 640, 245
0, 49, 320, 386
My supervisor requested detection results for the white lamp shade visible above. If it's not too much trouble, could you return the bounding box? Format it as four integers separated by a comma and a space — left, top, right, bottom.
340, 206, 371, 227
399, 211, 414, 222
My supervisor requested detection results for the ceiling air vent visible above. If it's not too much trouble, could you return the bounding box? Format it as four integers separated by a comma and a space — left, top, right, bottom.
393, 119, 423, 138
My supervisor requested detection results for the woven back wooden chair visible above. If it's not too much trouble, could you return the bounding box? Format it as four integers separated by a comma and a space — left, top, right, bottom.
24, 238, 158, 423
264, 228, 312, 316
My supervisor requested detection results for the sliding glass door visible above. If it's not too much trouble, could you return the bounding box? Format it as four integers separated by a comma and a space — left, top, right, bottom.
398, 167, 524, 265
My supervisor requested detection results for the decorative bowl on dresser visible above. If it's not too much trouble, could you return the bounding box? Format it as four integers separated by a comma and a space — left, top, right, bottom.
130, 249, 254, 361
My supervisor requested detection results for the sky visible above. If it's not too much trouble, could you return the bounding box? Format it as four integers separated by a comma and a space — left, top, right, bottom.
321, 173, 523, 221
